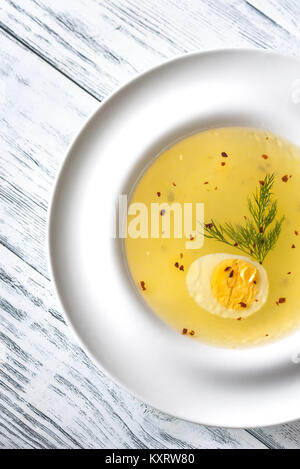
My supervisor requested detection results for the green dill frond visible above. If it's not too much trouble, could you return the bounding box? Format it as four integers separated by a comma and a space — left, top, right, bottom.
203, 173, 284, 264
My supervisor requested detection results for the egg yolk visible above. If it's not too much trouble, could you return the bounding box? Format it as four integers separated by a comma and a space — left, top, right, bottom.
211, 259, 259, 310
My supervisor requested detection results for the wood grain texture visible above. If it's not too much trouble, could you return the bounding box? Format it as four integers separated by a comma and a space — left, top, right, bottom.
0, 0, 300, 448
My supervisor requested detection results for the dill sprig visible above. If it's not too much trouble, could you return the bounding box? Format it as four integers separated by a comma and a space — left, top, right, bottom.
203, 173, 284, 264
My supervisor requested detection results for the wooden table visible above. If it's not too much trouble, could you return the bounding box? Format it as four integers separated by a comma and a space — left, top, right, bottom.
1, 0, 300, 449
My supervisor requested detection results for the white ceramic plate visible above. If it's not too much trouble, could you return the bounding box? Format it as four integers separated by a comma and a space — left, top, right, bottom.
48, 49, 300, 428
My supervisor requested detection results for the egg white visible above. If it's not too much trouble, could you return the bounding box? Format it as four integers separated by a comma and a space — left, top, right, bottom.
186, 253, 269, 319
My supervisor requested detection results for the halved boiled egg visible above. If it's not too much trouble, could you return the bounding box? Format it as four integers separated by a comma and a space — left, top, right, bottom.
186, 253, 269, 319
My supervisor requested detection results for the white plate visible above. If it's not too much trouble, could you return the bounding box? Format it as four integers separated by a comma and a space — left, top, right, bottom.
48, 49, 300, 428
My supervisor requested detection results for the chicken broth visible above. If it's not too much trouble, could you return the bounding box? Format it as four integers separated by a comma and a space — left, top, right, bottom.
125, 127, 300, 347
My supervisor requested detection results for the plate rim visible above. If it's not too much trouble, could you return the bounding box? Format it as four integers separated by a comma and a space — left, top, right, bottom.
47, 48, 300, 429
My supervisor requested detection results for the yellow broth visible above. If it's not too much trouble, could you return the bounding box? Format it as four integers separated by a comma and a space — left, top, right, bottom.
125, 127, 300, 347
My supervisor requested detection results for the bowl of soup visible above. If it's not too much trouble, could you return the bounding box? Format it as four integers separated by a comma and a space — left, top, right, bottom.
48, 50, 300, 427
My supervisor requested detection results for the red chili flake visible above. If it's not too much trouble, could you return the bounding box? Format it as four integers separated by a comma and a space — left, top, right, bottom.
282, 175, 289, 182
221, 152, 228, 158
160, 209, 166, 216
180, 253, 183, 259
292, 244, 296, 248
205, 223, 213, 229
189, 234, 194, 240
174, 262, 179, 268
189, 330, 195, 336
234, 242, 238, 247
157, 191, 161, 197
182, 328, 188, 335
237, 317, 242, 321
262, 154, 269, 159
253, 280, 257, 284
229, 270, 234, 278
287, 272, 291, 275
140, 281, 146, 291
259, 180, 265, 186
221, 162, 226, 166
179, 265, 184, 271
239, 302, 247, 308
204, 181, 209, 184
172, 182, 176, 187
224, 266, 231, 272
295, 230, 298, 236
265, 334, 269, 337
278, 297, 286, 304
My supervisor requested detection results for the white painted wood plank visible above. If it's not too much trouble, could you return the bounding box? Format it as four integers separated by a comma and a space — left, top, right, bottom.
246, 0, 300, 40
249, 423, 300, 449
0, 31, 97, 278
0, 28, 265, 448
1, 0, 300, 101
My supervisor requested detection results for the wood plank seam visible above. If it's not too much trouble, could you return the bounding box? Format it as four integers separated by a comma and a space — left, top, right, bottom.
0, 22, 102, 102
